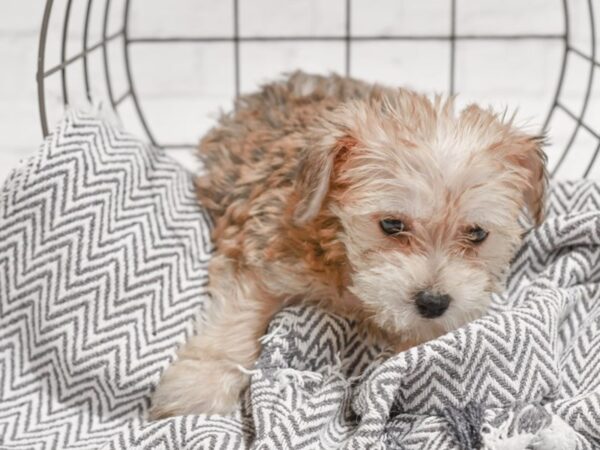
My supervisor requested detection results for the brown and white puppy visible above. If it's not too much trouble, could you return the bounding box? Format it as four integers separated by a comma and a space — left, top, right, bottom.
149, 71, 546, 418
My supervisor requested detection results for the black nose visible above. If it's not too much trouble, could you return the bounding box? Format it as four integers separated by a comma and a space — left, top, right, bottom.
415, 291, 451, 318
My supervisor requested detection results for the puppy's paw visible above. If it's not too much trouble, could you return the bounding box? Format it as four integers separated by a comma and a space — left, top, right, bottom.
149, 358, 249, 419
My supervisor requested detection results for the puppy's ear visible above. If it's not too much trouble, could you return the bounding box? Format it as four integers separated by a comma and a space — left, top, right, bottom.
508, 134, 548, 226
293, 135, 356, 225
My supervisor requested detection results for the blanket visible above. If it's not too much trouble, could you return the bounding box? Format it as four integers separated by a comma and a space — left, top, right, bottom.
1, 110, 599, 449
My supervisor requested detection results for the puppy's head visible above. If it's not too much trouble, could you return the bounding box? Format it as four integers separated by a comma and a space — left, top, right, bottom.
294, 89, 546, 342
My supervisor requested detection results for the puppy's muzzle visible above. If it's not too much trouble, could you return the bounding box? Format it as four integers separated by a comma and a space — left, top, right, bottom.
415, 291, 451, 318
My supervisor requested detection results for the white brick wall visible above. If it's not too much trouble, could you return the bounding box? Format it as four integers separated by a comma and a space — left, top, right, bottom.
1, 0, 598, 182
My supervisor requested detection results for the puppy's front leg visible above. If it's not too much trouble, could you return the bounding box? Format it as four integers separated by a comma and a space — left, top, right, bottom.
150, 264, 279, 418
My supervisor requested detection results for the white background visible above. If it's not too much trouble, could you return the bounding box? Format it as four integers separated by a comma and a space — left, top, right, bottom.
1, 0, 599, 183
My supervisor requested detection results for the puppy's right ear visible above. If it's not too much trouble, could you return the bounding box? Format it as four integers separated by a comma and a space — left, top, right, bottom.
293, 135, 356, 225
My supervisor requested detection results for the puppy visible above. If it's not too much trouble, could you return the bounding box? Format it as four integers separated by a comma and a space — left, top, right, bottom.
149, 71, 546, 418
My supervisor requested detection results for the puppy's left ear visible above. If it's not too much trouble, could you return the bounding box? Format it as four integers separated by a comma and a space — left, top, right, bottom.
293, 135, 357, 225
509, 134, 548, 226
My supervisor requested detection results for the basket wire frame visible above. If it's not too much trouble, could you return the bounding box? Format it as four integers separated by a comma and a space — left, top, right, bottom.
37, 0, 599, 177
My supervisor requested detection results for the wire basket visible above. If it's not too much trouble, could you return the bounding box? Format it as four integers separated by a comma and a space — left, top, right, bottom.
37, 0, 599, 177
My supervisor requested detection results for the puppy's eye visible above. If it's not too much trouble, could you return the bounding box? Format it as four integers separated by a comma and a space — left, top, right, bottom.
467, 226, 488, 244
380, 218, 406, 236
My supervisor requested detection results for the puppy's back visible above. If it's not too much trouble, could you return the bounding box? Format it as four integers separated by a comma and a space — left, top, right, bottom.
196, 71, 372, 220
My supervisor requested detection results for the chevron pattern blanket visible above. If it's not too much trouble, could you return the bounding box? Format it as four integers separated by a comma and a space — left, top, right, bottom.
1, 110, 599, 449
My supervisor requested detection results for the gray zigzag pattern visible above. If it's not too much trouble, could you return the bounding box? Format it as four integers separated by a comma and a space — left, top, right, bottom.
0, 111, 239, 449
1, 111, 600, 448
